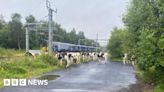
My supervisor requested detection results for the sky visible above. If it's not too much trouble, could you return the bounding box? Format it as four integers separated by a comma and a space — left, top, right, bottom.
0, 0, 130, 45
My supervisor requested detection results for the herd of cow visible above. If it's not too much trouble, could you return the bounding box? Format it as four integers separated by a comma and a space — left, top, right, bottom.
54, 52, 108, 68
28, 50, 136, 67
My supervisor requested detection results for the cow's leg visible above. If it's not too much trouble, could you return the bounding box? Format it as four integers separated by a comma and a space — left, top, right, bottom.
66, 59, 69, 68
60, 59, 63, 66
123, 59, 126, 64
132, 60, 135, 66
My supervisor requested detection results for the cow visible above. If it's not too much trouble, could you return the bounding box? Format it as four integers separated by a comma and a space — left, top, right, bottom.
55, 51, 98, 68
123, 53, 128, 64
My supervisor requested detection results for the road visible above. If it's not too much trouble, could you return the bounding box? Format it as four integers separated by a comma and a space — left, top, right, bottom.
0, 61, 137, 92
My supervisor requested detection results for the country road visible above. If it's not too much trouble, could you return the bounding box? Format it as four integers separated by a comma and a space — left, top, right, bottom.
0, 61, 137, 92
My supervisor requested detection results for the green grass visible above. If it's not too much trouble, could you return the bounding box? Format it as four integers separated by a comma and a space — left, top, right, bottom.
155, 83, 164, 92
0, 47, 25, 57
0, 47, 98, 88
135, 66, 164, 92
110, 57, 122, 62
0, 55, 61, 88
0, 49, 97, 88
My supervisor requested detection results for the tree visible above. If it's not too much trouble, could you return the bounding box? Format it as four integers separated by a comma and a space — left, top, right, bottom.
0, 13, 98, 49
25, 15, 36, 23
53, 23, 67, 42
25, 15, 39, 49
68, 28, 78, 44
122, 0, 164, 86
78, 31, 85, 40
0, 14, 5, 29
8, 13, 25, 49
107, 28, 130, 58
0, 22, 9, 47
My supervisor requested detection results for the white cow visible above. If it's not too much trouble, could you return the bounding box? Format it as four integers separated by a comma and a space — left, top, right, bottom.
123, 53, 128, 64
54, 52, 66, 66
70, 52, 81, 64
130, 55, 136, 66
56, 52, 98, 68
74, 52, 81, 64
103, 52, 108, 63
104, 53, 108, 61
97, 52, 104, 63
64, 52, 73, 68
97, 52, 108, 64
90, 52, 97, 61
65, 52, 82, 68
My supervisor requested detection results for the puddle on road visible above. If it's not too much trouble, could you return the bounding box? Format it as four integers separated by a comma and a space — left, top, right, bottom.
38, 75, 60, 81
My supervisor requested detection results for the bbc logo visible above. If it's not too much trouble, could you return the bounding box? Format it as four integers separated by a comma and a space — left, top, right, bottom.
4, 79, 26, 86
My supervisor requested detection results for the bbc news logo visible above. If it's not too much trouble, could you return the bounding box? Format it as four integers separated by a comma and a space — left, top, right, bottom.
4, 79, 48, 86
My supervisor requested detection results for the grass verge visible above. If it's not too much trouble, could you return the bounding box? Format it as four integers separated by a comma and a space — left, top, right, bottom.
154, 83, 164, 92
135, 66, 164, 92
0, 47, 24, 57
0, 55, 62, 88
110, 57, 122, 62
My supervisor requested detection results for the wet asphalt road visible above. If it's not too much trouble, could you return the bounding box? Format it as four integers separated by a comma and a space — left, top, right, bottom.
0, 61, 137, 92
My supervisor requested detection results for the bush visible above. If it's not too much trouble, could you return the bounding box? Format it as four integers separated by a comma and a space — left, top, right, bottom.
155, 83, 164, 92
0, 56, 57, 78
143, 66, 157, 84
37, 55, 58, 65
0, 53, 61, 88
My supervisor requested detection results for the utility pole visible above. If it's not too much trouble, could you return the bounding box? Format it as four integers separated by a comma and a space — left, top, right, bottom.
25, 27, 29, 53
46, 0, 57, 54
25, 23, 43, 53
78, 39, 81, 51
48, 8, 53, 54
96, 33, 98, 53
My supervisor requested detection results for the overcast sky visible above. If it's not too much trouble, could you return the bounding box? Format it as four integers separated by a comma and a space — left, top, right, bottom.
0, 0, 130, 45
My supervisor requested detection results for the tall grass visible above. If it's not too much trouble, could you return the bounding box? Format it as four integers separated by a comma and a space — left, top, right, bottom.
155, 83, 164, 92
0, 47, 24, 57
0, 55, 61, 88
0, 47, 98, 88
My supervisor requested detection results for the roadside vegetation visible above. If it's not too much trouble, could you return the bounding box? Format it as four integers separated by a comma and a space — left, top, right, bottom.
0, 47, 24, 57
0, 52, 62, 88
0, 47, 97, 88
0, 8, 99, 89
107, 0, 164, 91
